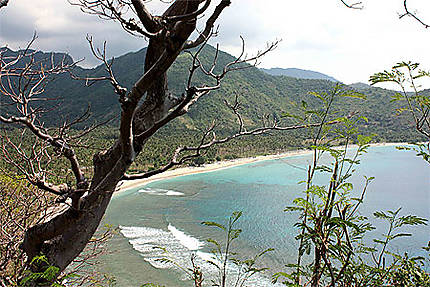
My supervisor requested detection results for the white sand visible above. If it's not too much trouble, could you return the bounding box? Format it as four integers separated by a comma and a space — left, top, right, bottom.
117, 142, 407, 193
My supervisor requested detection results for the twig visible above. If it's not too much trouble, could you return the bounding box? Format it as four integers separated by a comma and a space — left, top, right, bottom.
399, 0, 430, 29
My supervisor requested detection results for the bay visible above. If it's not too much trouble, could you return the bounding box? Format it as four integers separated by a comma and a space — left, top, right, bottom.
100, 145, 430, 286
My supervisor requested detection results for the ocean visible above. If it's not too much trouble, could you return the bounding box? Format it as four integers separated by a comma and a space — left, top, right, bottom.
99, 145, 430, 286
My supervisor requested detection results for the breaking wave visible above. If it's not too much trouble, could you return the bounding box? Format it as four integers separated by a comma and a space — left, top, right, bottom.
119, 225, 281, 286
138, 187, 185, 196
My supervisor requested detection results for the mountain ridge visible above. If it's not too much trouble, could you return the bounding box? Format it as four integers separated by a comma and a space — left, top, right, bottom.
0, 45, 423, 143
261, 67, 339, 82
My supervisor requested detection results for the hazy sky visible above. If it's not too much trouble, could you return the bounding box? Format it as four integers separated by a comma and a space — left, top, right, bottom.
1, 0, 430, 85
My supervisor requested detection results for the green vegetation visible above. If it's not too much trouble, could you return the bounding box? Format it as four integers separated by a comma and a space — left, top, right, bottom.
1, 0, 429, 285
21, 255, 61, 287
272, 81, 429, 286
1, 46, 425, 178
2, 45, 425, 142
137, 83, 429, 287
144, 212, 273, 287
260, 68, 339, 82
277, 133, 428, 286
370, 61, 430, 164
0, 174, 116, 286
1, 25, 430, 287
201, 211, 273, 287
0, 175, 54, 285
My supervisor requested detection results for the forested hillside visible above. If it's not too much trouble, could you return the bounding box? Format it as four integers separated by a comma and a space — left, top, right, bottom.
0, 45, 424, 170
261, 67, 339, 82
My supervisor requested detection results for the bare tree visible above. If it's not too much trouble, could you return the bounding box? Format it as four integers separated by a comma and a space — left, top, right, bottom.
0, 0, 8, 10
340, 0, 429, 28
0, 176, 54, 286
0, 173, 114, 286
340, 0, 363, 10
0, 0, 329, 283
399, 0, 430, 29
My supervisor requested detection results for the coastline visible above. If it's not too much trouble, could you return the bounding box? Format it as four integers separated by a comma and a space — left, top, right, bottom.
103, 141, 428, 287
116, 142, 406, 193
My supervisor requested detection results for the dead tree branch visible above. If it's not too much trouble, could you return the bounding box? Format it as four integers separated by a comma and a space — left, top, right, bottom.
130, 0, 161, 33
69, 0, 160, 38
0, 35, 92, 209
123, 92, 345, 182
0, 0, 8, 9
340, 0, 429, 28
0, 178, 54, 286
0, 1, 240, 276
399, 0, 430, 28
340, 0, 363, 10
183, 0, 230, 49
0, 1, 345, 282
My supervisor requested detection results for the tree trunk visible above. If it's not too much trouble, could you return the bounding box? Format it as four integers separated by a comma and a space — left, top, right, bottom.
21, 0, 203, 280
312, 246, 322, 287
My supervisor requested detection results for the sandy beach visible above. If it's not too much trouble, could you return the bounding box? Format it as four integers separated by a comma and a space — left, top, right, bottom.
117, 142, 407, 193
117, 149, 312, 192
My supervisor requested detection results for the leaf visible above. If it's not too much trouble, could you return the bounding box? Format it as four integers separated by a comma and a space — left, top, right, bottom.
301, 100, 308, 109
155, 258, 173, 264
206, 260, 221, 269
339, 91, 367, 100
309, 91, 325, 103
396, 215, 428, 227
272, 272, 290, 283
357, 134, 373, 146
201, 221, 226, 230
315, 165, 333, 173
284, 206, 302, 212
232, 211, 243, 223
206, 238, 221, 249
373, 239, 385, 244
374, 211, 390, 220
390, 232, 412, 240
230, 228, 242, 240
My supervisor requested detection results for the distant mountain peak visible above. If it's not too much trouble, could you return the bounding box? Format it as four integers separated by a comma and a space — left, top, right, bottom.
260, 67, 338, 82
0, 46, 74, 66
348, 82, 372, 90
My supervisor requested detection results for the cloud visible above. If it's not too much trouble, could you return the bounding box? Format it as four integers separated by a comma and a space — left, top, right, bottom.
1, 0, 430, 86
0, 4, 36, 42
0, 0, 145, 66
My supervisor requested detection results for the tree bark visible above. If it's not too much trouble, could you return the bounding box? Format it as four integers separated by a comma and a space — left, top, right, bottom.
312, 246, 322, 287
0, 0, 9, 9
21, 0, 206, 276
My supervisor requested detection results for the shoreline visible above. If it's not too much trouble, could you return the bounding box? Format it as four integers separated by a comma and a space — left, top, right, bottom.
116, 142, 406, 193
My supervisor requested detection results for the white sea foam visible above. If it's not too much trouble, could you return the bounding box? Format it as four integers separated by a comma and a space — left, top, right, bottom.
168, 224, 203, 251
138, 188, 185, 196
165, 190, 185, 196
119, 225, 282, 286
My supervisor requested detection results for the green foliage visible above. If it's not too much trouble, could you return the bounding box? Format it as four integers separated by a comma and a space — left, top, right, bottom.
2, 51, 426, 182
0, 175, 55, 286
396, 142, 430, 164
278, 139, 429, 286
146, 212, 271, 287
278, 141, 375, 286
370, 61, 430, 164
3, 48, 429, 287
274, 83, 429, 286
3, 46, 425, 143
202, 211, 272, 287
192, 156, 207, 167
20, 255, 61, 287
388, 252, 430, 286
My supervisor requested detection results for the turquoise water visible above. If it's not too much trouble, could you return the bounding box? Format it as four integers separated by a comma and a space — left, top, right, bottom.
101, 146, 430, 286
